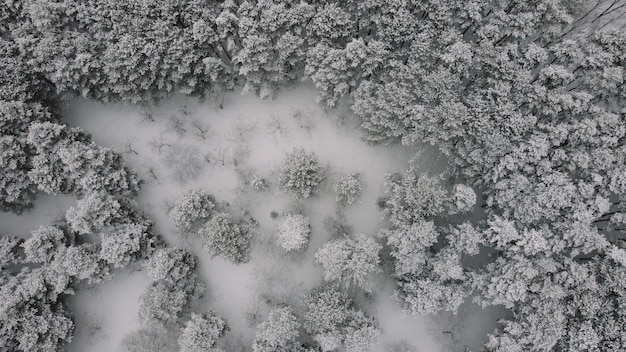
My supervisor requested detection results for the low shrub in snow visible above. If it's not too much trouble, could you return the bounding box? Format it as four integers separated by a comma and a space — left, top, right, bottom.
334, 172, 365, 206
199, 212, 253, 263
275, 213, 311, 251
277, 148, 324, 199
170, 189, 216, 234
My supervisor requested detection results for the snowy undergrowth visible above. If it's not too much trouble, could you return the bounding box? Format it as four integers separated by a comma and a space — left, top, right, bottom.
61, 83, 457, 352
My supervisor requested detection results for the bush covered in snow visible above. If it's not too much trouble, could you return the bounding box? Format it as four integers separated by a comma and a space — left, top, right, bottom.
178, 311, 228, 352
334, 172, 365, 206
277, 149, 324, 199
199, 212, 253, 264
275, 213, 310, 251
452, 184, 477, 213
315, 233, 381, 292
140, 248, 206, 327
170, 189, 216, 234
252, 307, 301, 352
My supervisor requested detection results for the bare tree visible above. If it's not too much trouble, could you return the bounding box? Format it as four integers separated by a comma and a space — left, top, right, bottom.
149, 134, 171, 154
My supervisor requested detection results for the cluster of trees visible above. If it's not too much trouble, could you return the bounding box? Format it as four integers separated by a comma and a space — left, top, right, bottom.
1, 0, 625, 350
171, 189, 255, 263
302, 284, 381, 352
277, 148, 324, 199
0, 97, 155, 352
120, 248, 228, 352
275, 213, 310, 251
249, 283, 381, 352
333, 172, 365, 206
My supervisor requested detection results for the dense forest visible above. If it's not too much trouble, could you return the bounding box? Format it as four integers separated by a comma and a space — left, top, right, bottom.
1, 0, 625, 351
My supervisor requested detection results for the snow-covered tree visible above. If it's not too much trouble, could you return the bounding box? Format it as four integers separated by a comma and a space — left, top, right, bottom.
343, 311, 381, 352
0, 235, 23, 268
22, 225, 67, 264
170, 189, 216, 234
99, 222, 155, 268
119, 327, 177, 352
451, 183, 477, 213
0, 268, 74, 352
315, 233, 381, 292
303, 284, 351, 336
275, 213, 310, 251
140, 248, 205, 327
65, 192, 129, 235
382, 169, 448, 225
334, 172, 365, 206
178, 311, 228, 352
277, 149, 324, 199
199, 212, 253, 263
252, 307, 301, 352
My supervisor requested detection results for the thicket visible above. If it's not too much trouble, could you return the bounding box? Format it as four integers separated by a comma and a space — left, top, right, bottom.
1, 0, 625, 350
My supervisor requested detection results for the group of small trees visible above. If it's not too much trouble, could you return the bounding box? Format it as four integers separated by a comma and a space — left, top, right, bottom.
1, 0, 625, 350
277, 148, 324, 199
303, 284, 381, 352
248, 283, 382, 352
274, 213, 310, 252
171, 189, 254, 263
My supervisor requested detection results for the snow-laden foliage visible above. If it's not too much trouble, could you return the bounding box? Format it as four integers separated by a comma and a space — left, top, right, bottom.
277, 148, 324, 199
0, 268, 74, 352
275, 213, 310, 251
303, 284, 351, 336
343, 311, 382, 352
178, 311, 228, 352
22, 225, 67, 264
382, 169, 447, 225
252, 307, 301, 352
170, 189, 216, 234
140, 248, 206, 327
334, 172, 365, 206
99, 222, 155, 268
2, 0, 626, 350
66, 192, 128, 235
199, 212, 253, 264
315, 233, 381, 292
451, 184, 477, 213
119, 327, 177, 352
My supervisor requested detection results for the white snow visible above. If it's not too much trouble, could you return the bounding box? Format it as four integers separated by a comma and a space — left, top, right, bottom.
60, 83, 455, 351
0, 194, 76, 237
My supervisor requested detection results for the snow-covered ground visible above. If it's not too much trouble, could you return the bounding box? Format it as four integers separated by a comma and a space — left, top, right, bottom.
0, 194, 76, 237
58, 83, 464, 352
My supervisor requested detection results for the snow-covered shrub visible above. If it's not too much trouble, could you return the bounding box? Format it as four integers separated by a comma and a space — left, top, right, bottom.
66, 192, 128, 235
344, 323, 381, 352
277, 148, 324, 199
119, 327, 177, 352
0, 135, 37, 212
315, 233, 381, 292
275, 214, 311, 251
141, 249, 205, 327
199, 212, 253, 263
252, 307, 301, 352
100, 222, 155, 268
315, 332, 342, 352
452, 184, 477, 213
250, 174, 269, 191
22, 225, 66, 263
334, 172, 365, 206
163, 143, 206, 184
146, 248, 197, 284
178, 311, 228, 352
303, 284, 350, 336
383, 169, 447, 224
342, 310, 382, 352
170, 189, 216, 234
